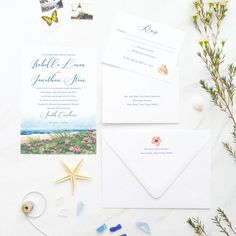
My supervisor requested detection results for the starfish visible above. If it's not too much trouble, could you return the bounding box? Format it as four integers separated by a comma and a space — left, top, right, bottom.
56, 159, 90, 194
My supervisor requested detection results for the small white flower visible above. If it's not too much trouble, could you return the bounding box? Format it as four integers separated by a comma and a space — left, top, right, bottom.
220, 0, 228, 6
192, 95, 204, 111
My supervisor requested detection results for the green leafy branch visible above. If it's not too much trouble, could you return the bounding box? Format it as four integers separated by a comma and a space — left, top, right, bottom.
193, 0, 236, 160
187, 217, 208, 236
187, 208, 236, 236
188, 2, 236, 235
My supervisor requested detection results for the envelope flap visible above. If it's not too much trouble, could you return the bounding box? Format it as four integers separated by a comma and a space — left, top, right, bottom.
103, 130, 210, 199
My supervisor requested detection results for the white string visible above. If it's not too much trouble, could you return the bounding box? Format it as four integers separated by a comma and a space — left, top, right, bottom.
25, 216, 48, 236
22, 191, 49, 236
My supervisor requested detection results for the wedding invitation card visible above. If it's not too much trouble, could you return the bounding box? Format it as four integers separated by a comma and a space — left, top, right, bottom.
102, 129, 211, 208
20, 49, 97, 155
103, 12, 185, 81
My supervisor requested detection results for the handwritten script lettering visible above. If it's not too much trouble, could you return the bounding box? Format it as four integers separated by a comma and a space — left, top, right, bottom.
138, 25, 158, 35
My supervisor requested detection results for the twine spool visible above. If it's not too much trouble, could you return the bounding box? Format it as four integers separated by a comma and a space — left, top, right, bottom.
21, 201, 34, 214
21, 191, 48, 236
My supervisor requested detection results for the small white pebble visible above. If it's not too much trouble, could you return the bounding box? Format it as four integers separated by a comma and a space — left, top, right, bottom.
192, 95, 204, 111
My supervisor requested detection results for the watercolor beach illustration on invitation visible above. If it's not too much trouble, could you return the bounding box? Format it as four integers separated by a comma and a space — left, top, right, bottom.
20, 49, 97, 155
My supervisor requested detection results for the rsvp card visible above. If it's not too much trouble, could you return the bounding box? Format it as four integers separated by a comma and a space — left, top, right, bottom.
20, 49, 97, 155
103, 12, 185, 81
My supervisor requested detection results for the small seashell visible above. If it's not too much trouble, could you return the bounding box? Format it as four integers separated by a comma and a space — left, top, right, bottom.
192, 95, 204, 111
22, 201, 34, 214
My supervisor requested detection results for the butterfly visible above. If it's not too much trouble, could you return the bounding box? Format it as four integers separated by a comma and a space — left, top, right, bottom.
41, 9, 58, 26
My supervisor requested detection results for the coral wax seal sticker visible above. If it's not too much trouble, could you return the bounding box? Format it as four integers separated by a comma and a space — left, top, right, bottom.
151, 136, 162, 146
22, 201, 34, 214
158, 65, 168, 75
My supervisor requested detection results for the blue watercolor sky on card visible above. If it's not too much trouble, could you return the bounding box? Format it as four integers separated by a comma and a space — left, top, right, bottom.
21, 116, 96, 135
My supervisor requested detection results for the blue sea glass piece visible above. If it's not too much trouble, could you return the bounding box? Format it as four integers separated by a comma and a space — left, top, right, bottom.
76, 201, 85, 216
136, 222, 151, 234
109, 224, 122, 232
96, 224, 107, 233
120, 234, 127, 236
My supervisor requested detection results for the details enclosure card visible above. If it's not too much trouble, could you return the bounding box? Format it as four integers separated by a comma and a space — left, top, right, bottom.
20, 49, 97, 155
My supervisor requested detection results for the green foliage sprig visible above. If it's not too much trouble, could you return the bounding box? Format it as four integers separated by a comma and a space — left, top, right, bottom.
188, 1, 236, 235
187, 208, 236, 236
187, 217, 207, 236
193, 0, 236, 160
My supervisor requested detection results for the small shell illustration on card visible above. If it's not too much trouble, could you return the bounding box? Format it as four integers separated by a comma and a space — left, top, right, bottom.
158, 65, 168, 75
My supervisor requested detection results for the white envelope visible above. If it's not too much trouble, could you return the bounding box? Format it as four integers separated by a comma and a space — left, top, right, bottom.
102, 129, 211, 209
